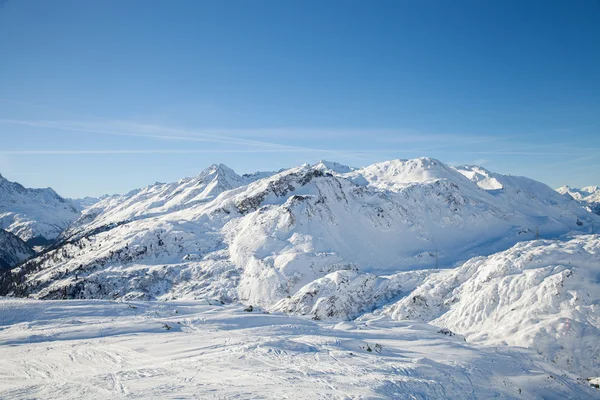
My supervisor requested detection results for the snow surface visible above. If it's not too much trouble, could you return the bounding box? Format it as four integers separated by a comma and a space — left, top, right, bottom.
0, 298, 598, 399
382, 235, 600, 378
0, 173, 80, 243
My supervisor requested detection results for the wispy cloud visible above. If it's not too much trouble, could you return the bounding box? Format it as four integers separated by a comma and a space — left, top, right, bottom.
0, 119, 291, 148
0, 118, 427, 163
2, 117, 597, 164
0, 149, 328, 155
0, 148, 426, 156
470, 151, 597, 156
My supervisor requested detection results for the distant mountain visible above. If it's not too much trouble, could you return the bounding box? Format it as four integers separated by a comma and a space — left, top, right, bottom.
67, 195, 114, 212
0, 228, 34, 270
60, 164, 256, 242
557, 185, 600, 216
557, 185, 600, 202
0, 173, 80, 246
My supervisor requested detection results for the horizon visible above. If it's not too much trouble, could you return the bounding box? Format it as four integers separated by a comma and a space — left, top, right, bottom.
2, 0, 599, 197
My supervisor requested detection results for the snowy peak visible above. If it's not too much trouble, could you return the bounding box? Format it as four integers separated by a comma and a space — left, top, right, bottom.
182, 163, 245, 199
0, 174, 79, 244
556, 185, 600, 215
557, 185, 600, 202
453, 165, 504, 190
63, 163, 248, 239
312, 160, 355, 174
347, 157, 473, 191
198, 163, 239, 182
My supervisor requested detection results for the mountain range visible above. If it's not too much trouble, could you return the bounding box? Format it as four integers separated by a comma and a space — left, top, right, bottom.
0, 173, 80, 247
557, 185, 600, 215
0, 157, 599, 381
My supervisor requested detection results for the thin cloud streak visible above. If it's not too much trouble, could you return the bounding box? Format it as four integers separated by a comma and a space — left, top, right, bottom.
470, 151, 596, 156
0, 119, 306, 150
3, 118, 598, 163
0, 118, 429, 162
0, 148, 422, 156
2, 118, 295, 152
0, 118, 516, 153
0, 149, 330, 155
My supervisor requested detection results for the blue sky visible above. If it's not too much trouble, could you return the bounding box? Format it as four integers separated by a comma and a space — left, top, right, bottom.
1, 0, 599, 198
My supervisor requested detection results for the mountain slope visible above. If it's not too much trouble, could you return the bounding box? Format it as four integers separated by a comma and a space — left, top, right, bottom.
382, 235, 600, 377
0, 229, 34, 270
0, 174, 80, 245
61, 164, 252, 242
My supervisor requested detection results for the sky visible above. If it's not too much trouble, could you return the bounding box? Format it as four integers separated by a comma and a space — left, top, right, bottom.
1, 0, 599, 198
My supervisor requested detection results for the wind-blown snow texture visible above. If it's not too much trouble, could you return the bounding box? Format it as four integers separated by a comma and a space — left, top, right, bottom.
382, 235, 600, 378
0, 299, 598, 399
0, 173, 79, 244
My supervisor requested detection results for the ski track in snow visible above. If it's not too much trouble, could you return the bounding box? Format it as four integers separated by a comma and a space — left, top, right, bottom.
0, 299, 598, 400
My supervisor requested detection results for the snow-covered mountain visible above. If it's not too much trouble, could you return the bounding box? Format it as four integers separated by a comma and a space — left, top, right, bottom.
381, 235, 600, 377
557, 185, 600, 216
0, 229, 34, 270
273, 234, 600, 377
67, 195, 113, 212
557, 185, 600, 202
60, 164, 263, 242
2, 157, 600, 388
3, 157, 596, 304
0, 173, 80, 245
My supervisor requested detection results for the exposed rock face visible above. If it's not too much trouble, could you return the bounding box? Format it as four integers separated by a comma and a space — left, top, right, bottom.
0, 228, 34, 270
